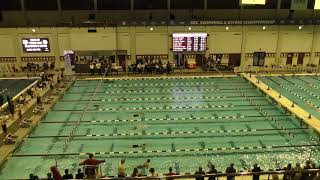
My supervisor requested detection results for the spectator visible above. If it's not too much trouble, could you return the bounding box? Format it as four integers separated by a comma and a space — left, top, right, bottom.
36, 93, 42, 105
0, 93, 3, 106
301, 161, 311, 180
29, 173, 39, 180
226, 163, 236, 180
50, 166, 62, 180
283, 163, 293, 180
62, 169, 73, 179
131, 168, 139, 177
47, 173, 53, 180
19, 95, 26, 104
1, 117, 8, 134
149, 168, 158, 177
79, 153, 105, 166
137, 159, 151, 176
8, 100, 15, 117
96, 61, 102, 75
293, 162, 302, 179
310, 162, 317, 179
164, 167, 177, 180
195, 166, 206, 180
118, 159, 126, 177
18, 110, 23, 119
6, 95, 11, 102
207, 165, 218, 180
75, 168, 84, 179
251, 163, 262, 180
89, 63, 95, 75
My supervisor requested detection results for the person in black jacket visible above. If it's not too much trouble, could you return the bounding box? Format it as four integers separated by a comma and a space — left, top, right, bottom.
251, 163, 262, 180
207, 165, 218, 180
226, 163, 236, 180
195, 167, 206, 180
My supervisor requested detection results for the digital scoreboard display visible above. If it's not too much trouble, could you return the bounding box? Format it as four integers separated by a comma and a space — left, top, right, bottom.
22, 38, 50, 53
172, 33, 207, 52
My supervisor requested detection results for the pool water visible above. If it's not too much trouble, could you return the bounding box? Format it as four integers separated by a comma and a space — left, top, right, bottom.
0, 79, 36, 104
0, 76, 319, 179
258, 75, 320, 120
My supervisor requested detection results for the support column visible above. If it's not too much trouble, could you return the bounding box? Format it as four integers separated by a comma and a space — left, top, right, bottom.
94, 0, 98, 10
311, 25, 318, 66
51, 31, 61, 69
167, 0, 171, 10
20, 0, 25, 11
11, 31, 22, 68
167, 27, 174, 64
240, 26, 248, 66
129, 27, 136, 65
204, 0, 207, 10
130, 0, 134, 12
275, 25, 282, 65
277, 0, 281, 9
57, 0, 61, 11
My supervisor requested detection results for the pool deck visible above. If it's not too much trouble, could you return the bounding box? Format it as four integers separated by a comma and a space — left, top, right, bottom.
0, 76, 75, 169
243, 73, 320, 135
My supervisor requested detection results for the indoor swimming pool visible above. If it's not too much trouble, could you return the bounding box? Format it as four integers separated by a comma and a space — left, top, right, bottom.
0, 76, 319, 179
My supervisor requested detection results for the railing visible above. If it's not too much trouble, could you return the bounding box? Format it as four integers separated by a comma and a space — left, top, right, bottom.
12, 169, 320, 180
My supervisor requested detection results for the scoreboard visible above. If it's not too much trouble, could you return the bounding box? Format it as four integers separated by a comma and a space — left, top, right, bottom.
172, 33, 207, 52
22, 38, 50, 53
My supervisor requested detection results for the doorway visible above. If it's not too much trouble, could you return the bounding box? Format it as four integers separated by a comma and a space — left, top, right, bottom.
253, 52, 266, 66
118, 55, 126, 72
175, 54, 185, 68
297, 53, 304, 65
229, 54, 241, 66
286, 53, 293, 65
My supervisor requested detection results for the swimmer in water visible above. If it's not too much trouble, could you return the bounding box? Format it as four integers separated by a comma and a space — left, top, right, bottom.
131, 144, 146, 149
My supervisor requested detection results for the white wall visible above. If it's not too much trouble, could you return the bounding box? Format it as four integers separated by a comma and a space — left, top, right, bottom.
135, 32, 168, 54
0, 25, 319, 67
209, 32, 242, 53
0, 35, 15, 57
280, 32, 313, 52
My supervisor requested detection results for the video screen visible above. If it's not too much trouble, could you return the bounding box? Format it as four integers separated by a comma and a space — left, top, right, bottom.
22, 38, 50, 53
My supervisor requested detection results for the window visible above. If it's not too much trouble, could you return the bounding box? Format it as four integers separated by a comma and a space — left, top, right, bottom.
134, 0, 167, 9
25, 0, 58, 10
61, 0, 94, 10
281, 0, 291, 8
0, 0, 21, 11
208, 0, 240, 9
97, 0, 131, 10
171, 0, 204, 9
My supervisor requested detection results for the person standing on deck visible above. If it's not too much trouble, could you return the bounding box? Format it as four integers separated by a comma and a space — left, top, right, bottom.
0, 93, 3, 106
89, 63, 95, 76
226, 163, 236, 180
96, 61, 102, 75
118, 159, 126, 177
1, 117, 8, 134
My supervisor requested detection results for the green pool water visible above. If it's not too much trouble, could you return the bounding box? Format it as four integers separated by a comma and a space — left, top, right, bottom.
0, 79, 36, 103
258, 75, 320, 120
0, 76, 319, 179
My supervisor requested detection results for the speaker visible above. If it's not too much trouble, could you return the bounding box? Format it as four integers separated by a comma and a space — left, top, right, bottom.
88, 14, 95, 21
